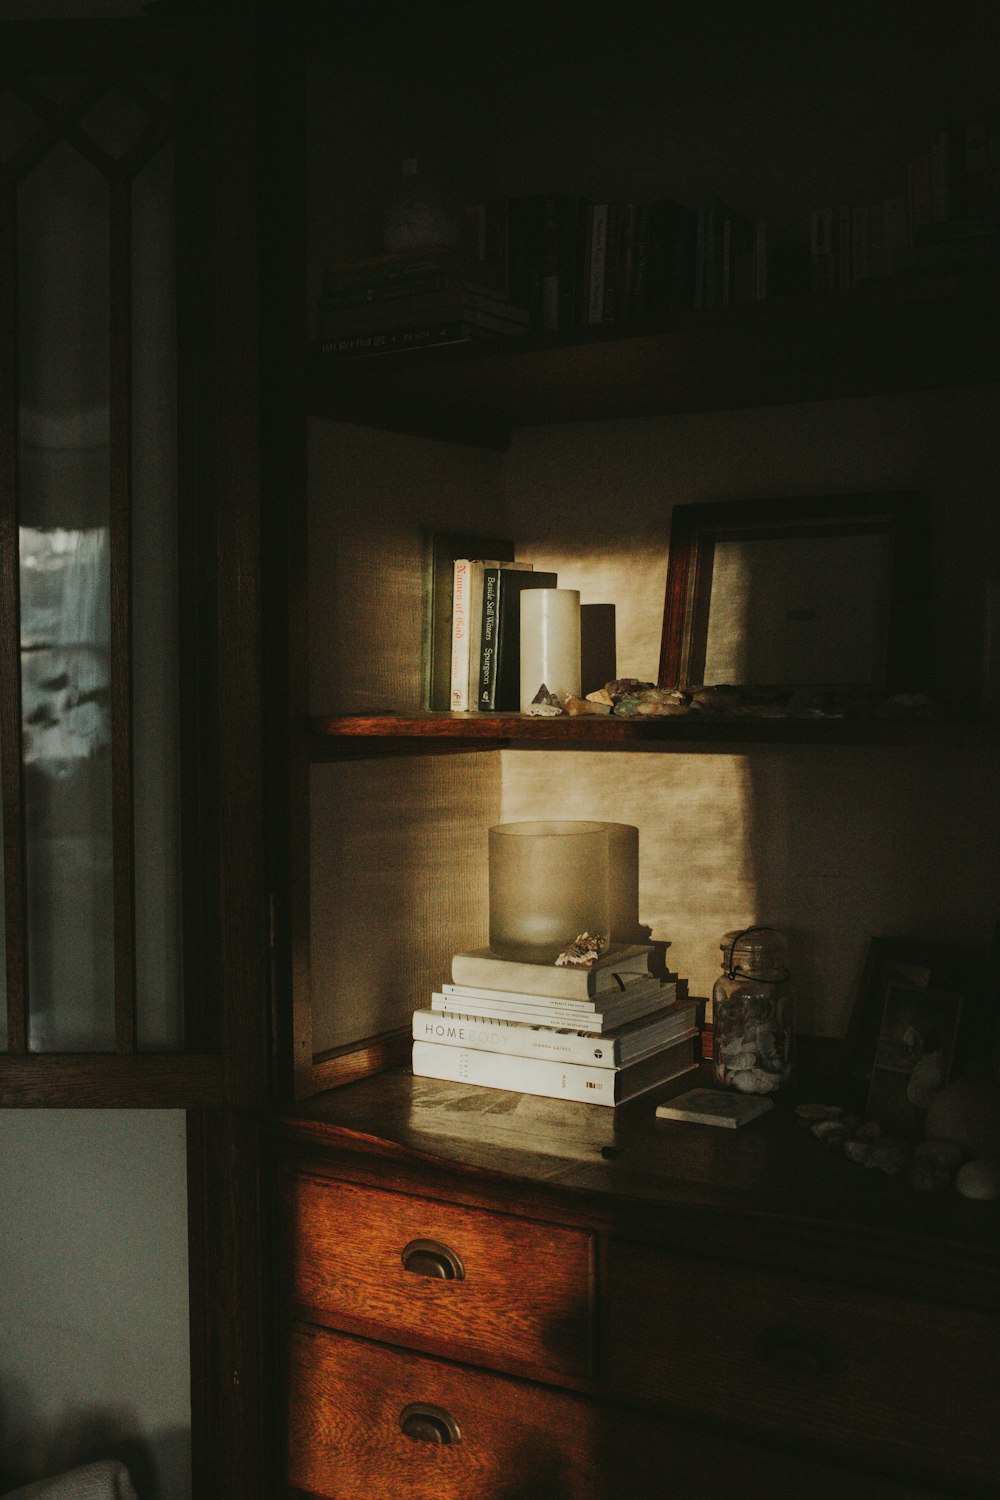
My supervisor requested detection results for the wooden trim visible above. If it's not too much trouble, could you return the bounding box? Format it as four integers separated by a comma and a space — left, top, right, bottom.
187, 1107, 279, 1500
0, 172, 27, 1053
0, 1052, 225, 1106
109, 172, 137, 1054
308, 1027, 412, 1095
305, 710, 948, 750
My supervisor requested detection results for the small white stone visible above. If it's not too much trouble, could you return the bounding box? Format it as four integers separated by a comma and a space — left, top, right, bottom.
844, 1139, 873, 1165
955, 1157, 1000, 1201
870, 1138, 910, 1175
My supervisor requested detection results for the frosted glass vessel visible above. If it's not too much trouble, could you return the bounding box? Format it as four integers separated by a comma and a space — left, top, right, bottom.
520, 589, 581, 710
488, 820, 610, 962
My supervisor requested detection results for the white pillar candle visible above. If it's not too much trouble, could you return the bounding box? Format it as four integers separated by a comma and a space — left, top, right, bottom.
520, 588, 581, 710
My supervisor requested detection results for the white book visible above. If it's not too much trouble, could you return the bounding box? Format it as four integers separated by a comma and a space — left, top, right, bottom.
411, 1032, 698, 1106
451, 943, 653, 999
412, 999, 698, 1068
441, 972, 670, 1014
449, 559, 531, 711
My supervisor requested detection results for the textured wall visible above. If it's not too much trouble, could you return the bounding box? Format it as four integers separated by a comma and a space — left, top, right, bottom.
502, 386, 1000, 1028
0, 1111, 190, 1500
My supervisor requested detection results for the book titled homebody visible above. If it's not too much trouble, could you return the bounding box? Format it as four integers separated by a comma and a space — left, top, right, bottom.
411, 1032, 698, 1106
451, 943, 652, 999
413, 998, 698, 1068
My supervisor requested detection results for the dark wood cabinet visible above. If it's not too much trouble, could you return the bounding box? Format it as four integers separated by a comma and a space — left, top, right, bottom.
275, 1072, 1000, 1500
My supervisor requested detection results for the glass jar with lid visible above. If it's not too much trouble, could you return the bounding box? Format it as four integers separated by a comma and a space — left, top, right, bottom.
712, 927, 793, 1093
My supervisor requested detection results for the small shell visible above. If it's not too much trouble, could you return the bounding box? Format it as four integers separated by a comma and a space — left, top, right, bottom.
870, 1138, 910, 1175
955, 1157, 1000, 1201
844, 1138, 874, 1166
795, 1103, 845, 1123
811, 1119, 850, 1143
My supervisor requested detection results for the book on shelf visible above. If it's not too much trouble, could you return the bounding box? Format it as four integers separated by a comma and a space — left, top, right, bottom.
634, 199, 697, 318
413, 996, 698, 1067
583, 201, 609, 324
450, 559, 533, 712
655, 1086, 774, 1128
451, 942, 653, 998
477, 565, 558, 710
319, 322, 492, 358
320, 287, 531, 341
321, 245, 497, 295
435, 976, 676, 1032
423, 530, 515, 711
319, 270, 497, 314
411, 1031, 698, 1107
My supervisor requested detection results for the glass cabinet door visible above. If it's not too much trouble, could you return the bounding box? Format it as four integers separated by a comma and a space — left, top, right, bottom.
0, 16, 267, 1104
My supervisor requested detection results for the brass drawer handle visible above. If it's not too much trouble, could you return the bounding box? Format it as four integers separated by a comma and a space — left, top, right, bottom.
753, 1324, 841, 1376
401, 1238, 465, 1281
399, 1402, 462, 1445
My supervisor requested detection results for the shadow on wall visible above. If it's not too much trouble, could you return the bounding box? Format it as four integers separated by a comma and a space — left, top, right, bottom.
0, 1387, 188, 1500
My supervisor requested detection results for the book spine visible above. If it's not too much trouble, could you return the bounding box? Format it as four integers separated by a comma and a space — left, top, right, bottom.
413, 1009, 627, 1066
450, 559, 472, 710
541, 194, 560, 332
809, 207, 835, 293
441, 976, 673, 1014
587, 203, 609, 323
320, 322, 471, 358
450, 951, 651, 999
477, 565, 502, 709
319, 272, 465, 312
602, 202, 623, 321
411, 1039, 623, 1104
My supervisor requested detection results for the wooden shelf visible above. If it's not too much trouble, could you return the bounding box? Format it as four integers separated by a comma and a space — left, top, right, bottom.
306, 710, 954, 757
308, 283, 1000, 448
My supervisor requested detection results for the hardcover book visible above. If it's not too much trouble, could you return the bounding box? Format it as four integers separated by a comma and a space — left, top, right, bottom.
320, 286, 530, 340
450, 943, 653, 999
413, 997, 697, 1067
477, 565, 558, 710
423, 530, 515, 711
411, 1031, 698, 1106
434, 977, 676, 1033
655, 1087, 774, 1128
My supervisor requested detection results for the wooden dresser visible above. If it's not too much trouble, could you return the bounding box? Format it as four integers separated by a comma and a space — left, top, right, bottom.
274, 1066, 1000, 1500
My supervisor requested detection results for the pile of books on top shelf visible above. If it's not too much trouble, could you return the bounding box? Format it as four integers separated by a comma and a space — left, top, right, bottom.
411, 943, 699, 1107
317, 245, 531, 358
464, 193, 770, 334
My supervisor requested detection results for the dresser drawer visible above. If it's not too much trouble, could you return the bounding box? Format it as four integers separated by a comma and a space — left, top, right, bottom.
286, 1323, 603, 1500
605, 1241, 1000, 1487
285, 1171, 594, 1381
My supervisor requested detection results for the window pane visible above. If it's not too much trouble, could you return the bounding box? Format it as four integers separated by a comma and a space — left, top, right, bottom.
18, 142, 115, 1051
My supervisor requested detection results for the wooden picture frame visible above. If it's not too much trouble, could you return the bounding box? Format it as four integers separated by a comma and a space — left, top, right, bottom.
658, 492, 930, 692
845, 937, 987, 1120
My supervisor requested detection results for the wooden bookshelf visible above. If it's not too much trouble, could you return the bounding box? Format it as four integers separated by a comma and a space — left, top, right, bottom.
309, 283, 1000, 449
305, 709, 961, 757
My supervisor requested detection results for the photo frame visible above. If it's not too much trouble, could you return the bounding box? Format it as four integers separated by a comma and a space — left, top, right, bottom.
658, 493, 930, 693
845, 936, 987, 1126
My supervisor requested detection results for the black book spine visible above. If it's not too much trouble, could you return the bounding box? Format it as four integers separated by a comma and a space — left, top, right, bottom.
477, 566, 502, 709
493, 571, 558, 711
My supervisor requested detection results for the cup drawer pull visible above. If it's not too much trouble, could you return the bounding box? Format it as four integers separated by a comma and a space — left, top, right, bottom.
752, 1324, 841, 1376
399, 1402, 462, 1445
401, 1238, 465, 1281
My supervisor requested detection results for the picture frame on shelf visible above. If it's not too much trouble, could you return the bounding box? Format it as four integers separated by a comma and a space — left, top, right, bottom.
863, 981, 965, 1134
845, 936, 987, 1117
658, 492, 931, 694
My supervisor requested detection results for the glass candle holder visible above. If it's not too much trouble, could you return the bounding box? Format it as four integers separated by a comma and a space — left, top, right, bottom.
488, 820, 610, 963
520, 588, 581, 710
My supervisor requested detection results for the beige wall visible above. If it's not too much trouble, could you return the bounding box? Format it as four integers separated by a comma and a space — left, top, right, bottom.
309, 383, 1000, 1042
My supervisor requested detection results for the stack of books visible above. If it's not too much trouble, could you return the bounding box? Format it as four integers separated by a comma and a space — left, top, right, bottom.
317, 246, 531, 358
411, 943, 699, 1106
